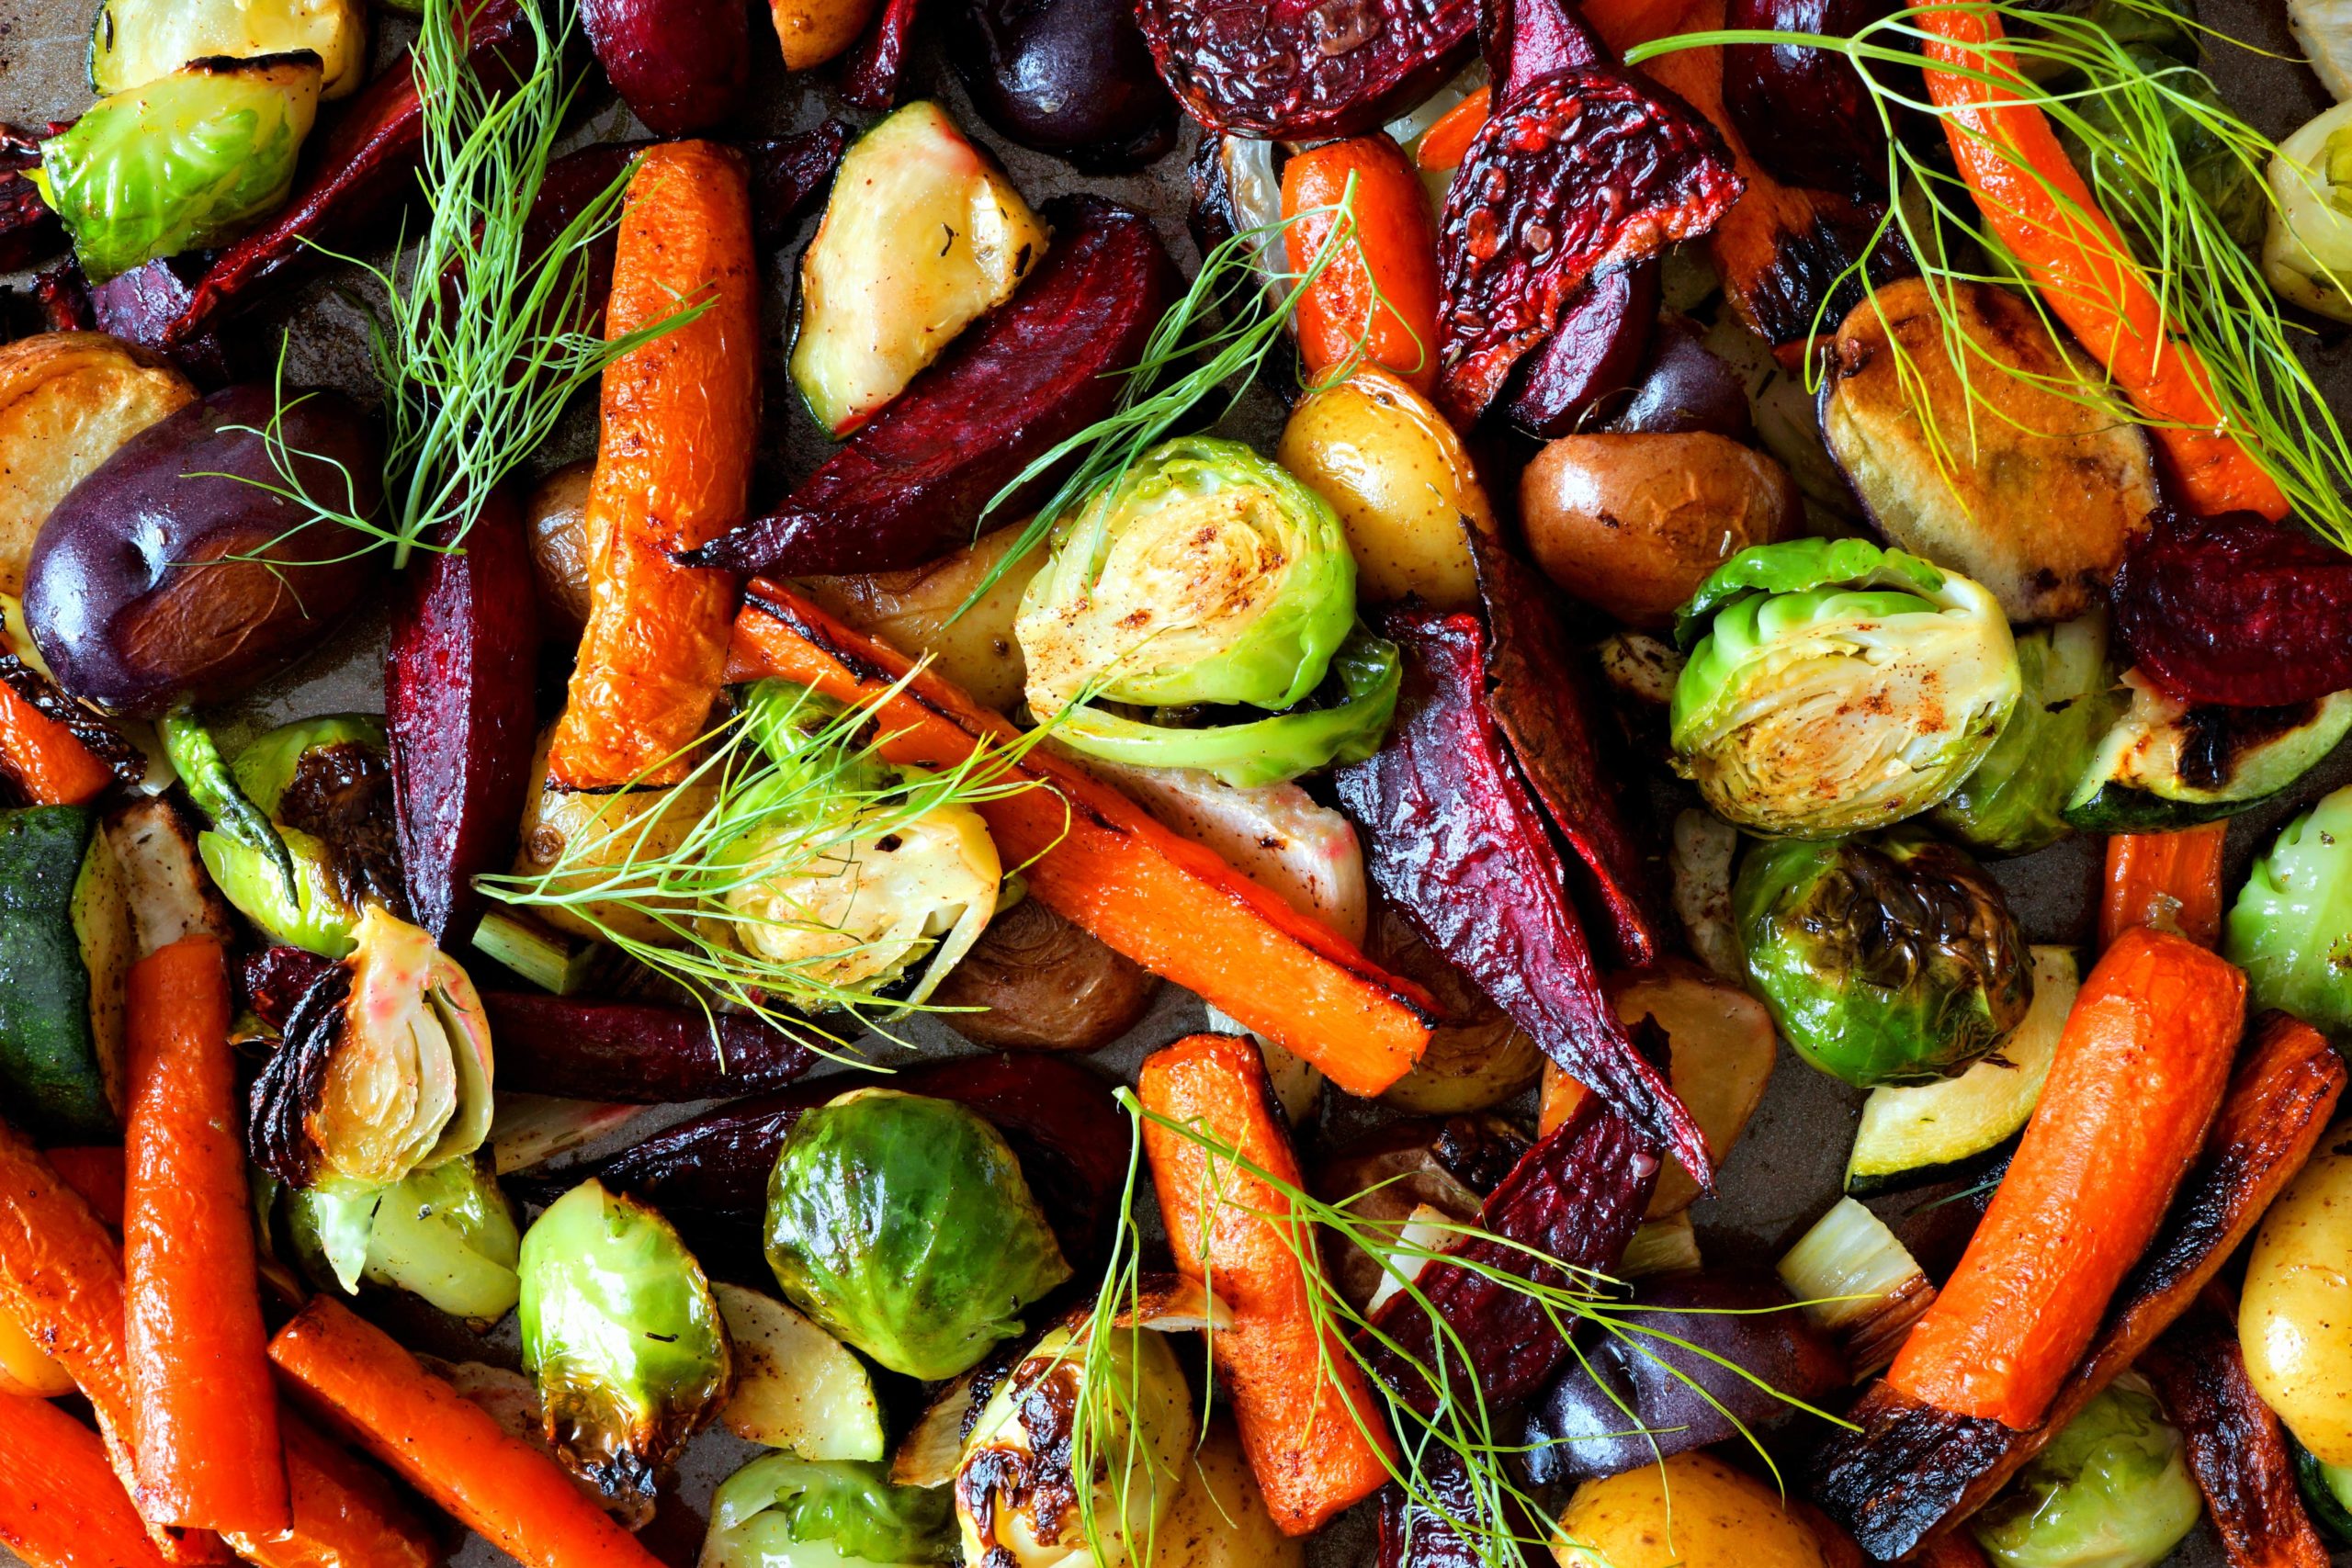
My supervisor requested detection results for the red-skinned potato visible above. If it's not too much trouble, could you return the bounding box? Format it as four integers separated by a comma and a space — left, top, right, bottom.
1520, 431, 1795, 628
25, 383, 386, 714
926, 896, 1160, 1051
582, 0, 750, 134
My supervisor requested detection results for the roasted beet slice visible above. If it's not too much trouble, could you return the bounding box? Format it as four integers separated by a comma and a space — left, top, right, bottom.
1359, 1092, 1658, 1411
386, 489, 542, 947
682, 196, 1176, 576
581, 0, 750, 135
0, 172, 61, 274
1375, 1454, 1551, 1567
2112, 510, 2352, 708
169, 0, 529, 344
1436, 68, 1741, 425
1335, 610, 1709, 1180
88, 261, 232, 387
749, 122, 849, 250
30, 261, 92, 333
1723, 0, 1903, 200
1134, 0, 1478, 139
240, 946, 339, 1032
481, 994, 818, 1103
1468, 530, 1666, 967
1485, 0, 1603, 101
1503, 259, 1658, 443
842, 0, 925, 107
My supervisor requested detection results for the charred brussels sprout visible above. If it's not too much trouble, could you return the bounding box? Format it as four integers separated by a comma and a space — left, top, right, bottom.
705, 1455, 956, 1568
520, 1179, 731, 1525
284, 1155, 520, 1324
764, 1089, 1070, 1380
1931, 615, 2124, 857
2224, 784, 2352, 1039
1736, 827, 2033, 1087
1671, 538, 2020, 838
197, 712, 402, 956
954, 1322, 1193, 1568
1971, 1379, 2201, 1568
34, 53, 323, 282
1015, 436, 1376, 784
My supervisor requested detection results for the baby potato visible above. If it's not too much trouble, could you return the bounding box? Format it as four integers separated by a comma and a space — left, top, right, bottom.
514, 726, 716, 948
1552, 1451, 1828, 1568
526, 458, 595, 637
2241, 1122, 2352, 1463
1158, 1417, 1303, 1568
1520, 432, 1795, 629
799, 523, 1041, 713
1277, 365, 1495, 610
769, 0, 881, 71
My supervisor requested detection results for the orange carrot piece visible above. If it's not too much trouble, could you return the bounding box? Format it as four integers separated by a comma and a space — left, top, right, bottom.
1905, 0, 2286, 518
2102, 824, 2228, 950
46, 1145, 126, 1228
268, 1298, 665, 1568
1137, 1034, 1397, 1534
726, 584, 1433, 1094
1889, 926, 2246, 1427
123, 935, 287, 1534
0, 1385, 175, 1568
548, 141, 760, 789
1283, 135, 1443, 393
221, 1417, 440, 1568
1415, 86, 1490, 171
0, 682, 114, 805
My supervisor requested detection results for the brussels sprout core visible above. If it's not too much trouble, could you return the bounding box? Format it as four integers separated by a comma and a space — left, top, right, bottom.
1971, 1379, 2200, 1568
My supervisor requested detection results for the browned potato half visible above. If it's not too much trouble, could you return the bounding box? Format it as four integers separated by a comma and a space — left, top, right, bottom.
928, 895, 1159, 1051
0, 332, 195, 595
526, 458, 595, 637
1278, 364, 1495, 610
1552, 1452, 1830, 1568
514, 726, 715, 947
1543, 959, 1776, 1215
770, 0, 882, 72
1371, 898, 1544, 1114
799, 524, 1040, 712
1520, 432, 1795, 628
1820, 276, 2161, 623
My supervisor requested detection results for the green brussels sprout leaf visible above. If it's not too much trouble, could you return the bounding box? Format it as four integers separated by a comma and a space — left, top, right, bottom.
232, 713, 389, 818
1972, 1379, 2202, 1568
199, 826, 358, 956
2224, 782, 2352, 1039
1932, 615, 2124, 857
707, 1455, 956, 1568
764, 1089, 1070, 1381
282, 1156, 521, 1326
1672, 536, 1945, 649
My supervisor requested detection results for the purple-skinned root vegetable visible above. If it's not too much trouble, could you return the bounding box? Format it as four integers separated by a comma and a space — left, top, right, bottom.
1134, 0, 1477, 139
1724, 0, 1905, 201
582, 0, 751, 135
386, 489, 541, 947
1503, 260, 1659, 445
480, 993, 816, 1102
749, 122, 849, 250
955, 0, 1177, 171
26, 383, 386, 714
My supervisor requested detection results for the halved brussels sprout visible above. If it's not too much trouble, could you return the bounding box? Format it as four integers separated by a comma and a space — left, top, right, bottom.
90, 0, 369, 99
233, 712, 388, 817
1971, 1379, 2201, 1568
1671, 538, 2021, 838
200, 824, 359, 956
764, 1089, 1070, 1380
704, 1455, 956, 1568
34, 53, 324, 283
245, 905, 495, 1189
1930, 615, 2124, 857
1017, 436, 1356, 725
2225, 784, 2352, 1039
1736, 826, 2033, 1088
954, 1321, 1193, 1568
2267, 100, 2352, 323
285, 1155, 520, 1325
520, 1179, 731, 1525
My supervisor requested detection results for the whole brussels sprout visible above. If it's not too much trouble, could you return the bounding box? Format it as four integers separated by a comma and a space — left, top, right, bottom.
954, 1322, 1193, 1568
705, 1454, 956, 1568
2224, 783, 2352, 1039
1971, 1379, 2201, 1568
520, 1180, 731, 1525
764, 1089, 1071, 1380
1736, 827, 2033, 1087
1931, 614, 2124, 857
1671, 538, 2021, 839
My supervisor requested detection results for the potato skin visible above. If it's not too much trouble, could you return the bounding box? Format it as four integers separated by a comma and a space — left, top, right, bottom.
926, 896, 1159, 1052
0, 332, 194, 596
798, 523, 1041, 713
769, 0, 880, 71
2241, 1122, 2352, 1464
526, 458, 596, 637
1157, 1418, 1303, 1568
1278, 365, 1495, 610
1552, 1451, 1828, 1568
1520, 432, 1795, 628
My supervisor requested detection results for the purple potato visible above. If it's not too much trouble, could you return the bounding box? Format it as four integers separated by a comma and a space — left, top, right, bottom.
1521, 1268, 1846, 1483
582, 0, 750, 136
955, 0, 1178, 170
26, 384, 385, 715
1611, 316, 1753, 440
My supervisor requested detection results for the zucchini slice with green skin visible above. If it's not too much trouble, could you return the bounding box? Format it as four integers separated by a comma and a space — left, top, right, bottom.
1844, 945, 2079, 1198
2063, 678, 2352, 833
0, 806, 132, 1138
2291, 1430, 2352, 1547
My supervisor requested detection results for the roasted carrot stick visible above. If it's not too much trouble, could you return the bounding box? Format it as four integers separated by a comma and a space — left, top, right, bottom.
1889, 926, 2245, 1427
0, 1305, 74, 1396
727, 584, 1434, 1095
2102, 823, 2228, 950
222, 1417, 441, 1568
1284, 136, 1442, 393
268, 1297, 665, 1568
0, 682, 114, 805
0, 1386, 175, 1568
1905, 0, 2286, 518
1415, 87, 1490, 172
548, 141, 760, 789
1136, 1034, 1397, 1534
122, 935, 287, 1534
46, 1145, 126, 1227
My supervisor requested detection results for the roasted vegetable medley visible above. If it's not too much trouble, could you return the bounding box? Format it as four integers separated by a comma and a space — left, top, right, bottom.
7, 0, 2352, 1565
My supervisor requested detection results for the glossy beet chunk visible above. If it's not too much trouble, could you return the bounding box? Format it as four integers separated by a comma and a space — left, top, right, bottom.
2113, 509, 2352, 708
481, 994, 816, 1103
386, 491, 541, 946
1437, 69, 1741, 425
956, 0, 1177, 170
1504, 262, 1658, 447
1724, 0, 1901, 201
749, 122, 849, 249
1485, 0, 1602, 99
88, 259, 231, 386
0, 171, 61, 273
582, 0, 748, 134
842, 0, 925, 107
1134, 0, 1477, 139
682, 197, 1177, 576
27, 384, 386, 714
